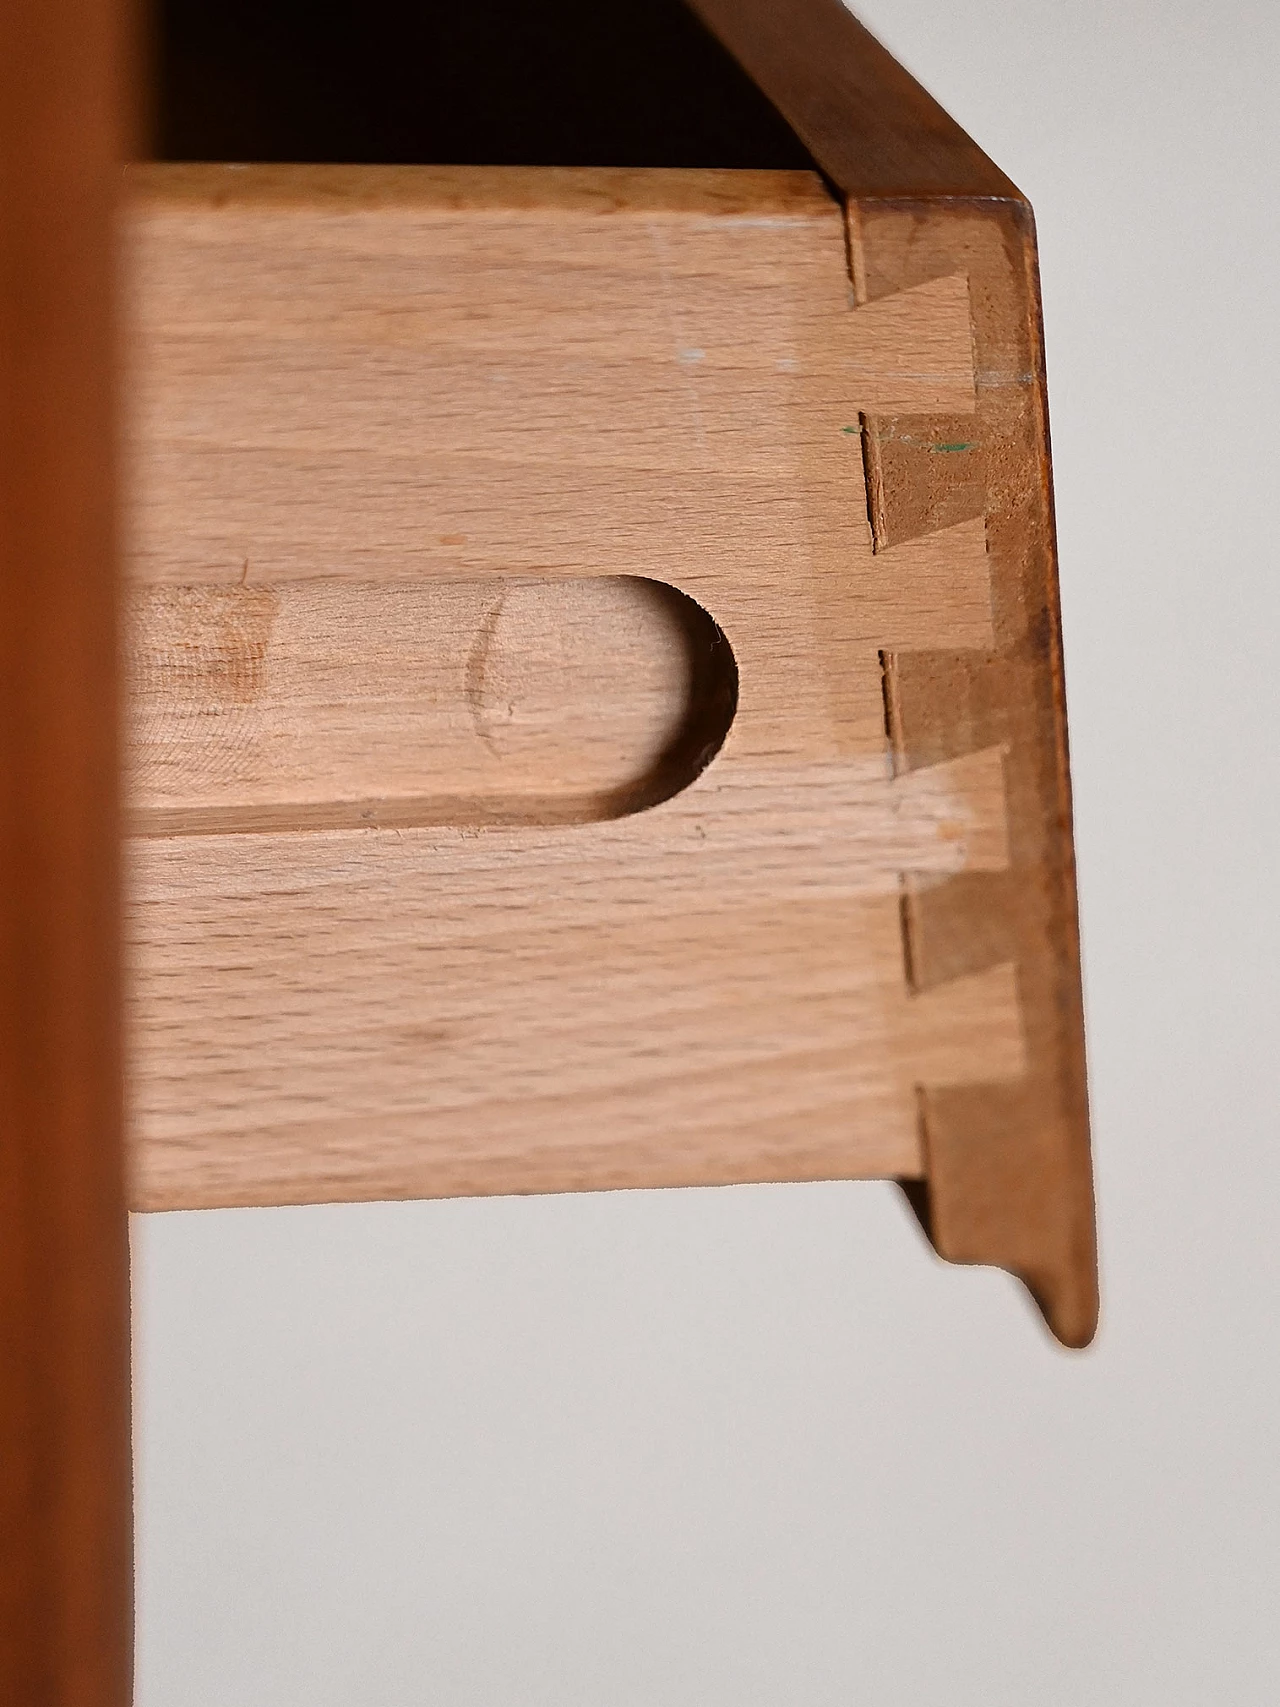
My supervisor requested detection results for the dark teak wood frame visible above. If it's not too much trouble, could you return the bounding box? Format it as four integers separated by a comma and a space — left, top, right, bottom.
1, 0, 133, 1700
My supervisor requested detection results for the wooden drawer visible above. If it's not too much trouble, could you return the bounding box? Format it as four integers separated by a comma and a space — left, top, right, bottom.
123, 26, 1094, 1347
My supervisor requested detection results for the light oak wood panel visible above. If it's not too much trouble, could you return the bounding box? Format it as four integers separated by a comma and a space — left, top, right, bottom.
125, 166, 977, 585
124, 164, 1017, 1215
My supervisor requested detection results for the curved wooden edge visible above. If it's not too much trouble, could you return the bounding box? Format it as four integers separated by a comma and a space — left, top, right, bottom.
862, 197, 1097, 1349
0, 0, 133, 1699
692, 0, 1097, 1347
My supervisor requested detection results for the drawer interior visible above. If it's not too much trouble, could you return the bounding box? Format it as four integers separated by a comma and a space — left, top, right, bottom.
155, 0, 817, 171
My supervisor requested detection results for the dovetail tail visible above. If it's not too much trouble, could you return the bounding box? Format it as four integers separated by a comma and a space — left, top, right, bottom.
859, 412, 887, 553
878, 647, 904, 777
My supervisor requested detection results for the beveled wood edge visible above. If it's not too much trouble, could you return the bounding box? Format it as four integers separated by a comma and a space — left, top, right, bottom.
124, 160, 837, 218
691, 0, 1097, 1346
860, 214, 1095, 1351
688, 0, 1021, 202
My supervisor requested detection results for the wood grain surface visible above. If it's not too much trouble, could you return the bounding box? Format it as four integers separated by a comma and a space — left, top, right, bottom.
124, 164, 1022, 1221
0, 0, 133, 1700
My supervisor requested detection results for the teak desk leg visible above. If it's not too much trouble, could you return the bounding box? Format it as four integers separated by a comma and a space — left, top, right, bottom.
0, 0, 133, 1701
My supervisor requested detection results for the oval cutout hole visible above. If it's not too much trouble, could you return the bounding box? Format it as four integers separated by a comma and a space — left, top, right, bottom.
127, 576, 738, 836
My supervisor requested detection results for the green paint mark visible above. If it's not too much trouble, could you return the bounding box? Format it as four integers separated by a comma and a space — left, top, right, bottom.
841, 425, 861, 434
931, 441, 975, 453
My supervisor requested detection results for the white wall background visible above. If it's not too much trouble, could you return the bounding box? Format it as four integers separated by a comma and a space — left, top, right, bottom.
132, 3, 1280, 1700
